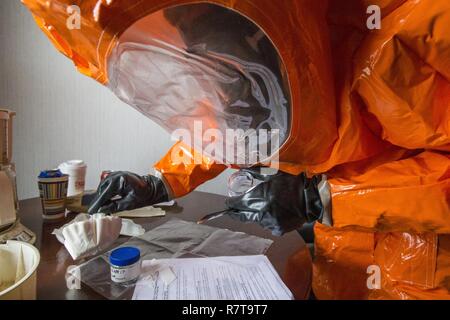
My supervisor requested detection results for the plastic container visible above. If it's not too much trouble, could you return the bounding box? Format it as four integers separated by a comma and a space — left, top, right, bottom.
37, 170, 69, 220
110, 247, 141, 284
0, 240, 40, 300
58, 160, 87, 207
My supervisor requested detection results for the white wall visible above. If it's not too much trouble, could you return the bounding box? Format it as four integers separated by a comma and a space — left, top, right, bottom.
0, 1, 230, 200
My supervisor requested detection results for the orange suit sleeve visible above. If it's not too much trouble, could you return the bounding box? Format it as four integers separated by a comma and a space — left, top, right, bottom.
154, 141, 227, 198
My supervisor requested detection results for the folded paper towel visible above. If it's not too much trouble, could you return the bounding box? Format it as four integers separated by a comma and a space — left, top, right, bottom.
52, 214, 145, 260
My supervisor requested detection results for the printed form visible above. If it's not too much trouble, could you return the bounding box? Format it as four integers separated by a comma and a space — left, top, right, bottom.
132, 255, 293, 300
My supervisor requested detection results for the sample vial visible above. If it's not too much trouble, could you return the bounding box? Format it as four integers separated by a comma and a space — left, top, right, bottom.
110, 247, 141, 284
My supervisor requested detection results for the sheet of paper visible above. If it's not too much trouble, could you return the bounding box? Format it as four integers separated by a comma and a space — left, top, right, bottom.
132, 255, 293, 300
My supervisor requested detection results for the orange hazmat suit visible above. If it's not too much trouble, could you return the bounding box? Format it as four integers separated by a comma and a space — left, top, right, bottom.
22, 0, 450, 299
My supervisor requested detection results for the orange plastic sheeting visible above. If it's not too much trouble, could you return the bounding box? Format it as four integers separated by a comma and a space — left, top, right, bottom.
306, 0, 450, 174
313, 225, 450, 300
312, 223, 374, 300
374, 232, 438, 289
329, 151, 450, 233
369, 234, 450, 300
353, 0, 450, 151
154, 141, 227, 198
284, 243, 313, 300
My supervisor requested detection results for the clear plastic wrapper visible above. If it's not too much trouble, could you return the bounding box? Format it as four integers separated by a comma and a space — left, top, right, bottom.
74, 219, 273, 300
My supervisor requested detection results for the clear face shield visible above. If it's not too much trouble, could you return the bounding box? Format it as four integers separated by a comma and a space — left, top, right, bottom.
108, 3, 291, 167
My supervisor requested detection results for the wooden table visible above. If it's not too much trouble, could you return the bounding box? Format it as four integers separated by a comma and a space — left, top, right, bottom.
18, 191, 312, 300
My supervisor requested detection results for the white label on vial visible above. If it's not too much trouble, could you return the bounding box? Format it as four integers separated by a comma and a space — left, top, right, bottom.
111, 261, 141, 283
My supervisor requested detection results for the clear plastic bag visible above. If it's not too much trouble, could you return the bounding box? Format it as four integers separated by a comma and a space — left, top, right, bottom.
74, 219, 273, 300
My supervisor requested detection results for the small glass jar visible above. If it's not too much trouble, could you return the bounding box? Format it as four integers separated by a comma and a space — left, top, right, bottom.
110, 247, 141, 284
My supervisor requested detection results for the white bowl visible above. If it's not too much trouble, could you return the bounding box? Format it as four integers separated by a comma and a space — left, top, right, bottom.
0, 240, 40, 300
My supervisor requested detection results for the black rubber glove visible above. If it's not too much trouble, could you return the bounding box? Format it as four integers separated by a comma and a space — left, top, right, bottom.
225, 169, 323, 236
87, 171, 169, 214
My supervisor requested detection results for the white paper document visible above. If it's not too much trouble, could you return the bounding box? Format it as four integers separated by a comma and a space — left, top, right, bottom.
132, 255, 293, 300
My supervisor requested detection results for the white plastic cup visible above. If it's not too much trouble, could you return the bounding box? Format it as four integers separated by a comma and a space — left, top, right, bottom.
0, 240, 40, 300
58, 160, 87, 207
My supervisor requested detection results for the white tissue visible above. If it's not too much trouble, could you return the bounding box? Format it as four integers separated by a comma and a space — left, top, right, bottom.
52, 214, 122, 260
141, 259, 176, 286
120, 219, 145, 237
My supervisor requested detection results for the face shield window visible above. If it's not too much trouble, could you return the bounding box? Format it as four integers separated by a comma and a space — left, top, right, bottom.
108, 3, 291, 166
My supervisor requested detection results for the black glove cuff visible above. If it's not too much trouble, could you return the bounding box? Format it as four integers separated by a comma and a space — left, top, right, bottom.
302, 174, 324, 223
143, 175, 170, 205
